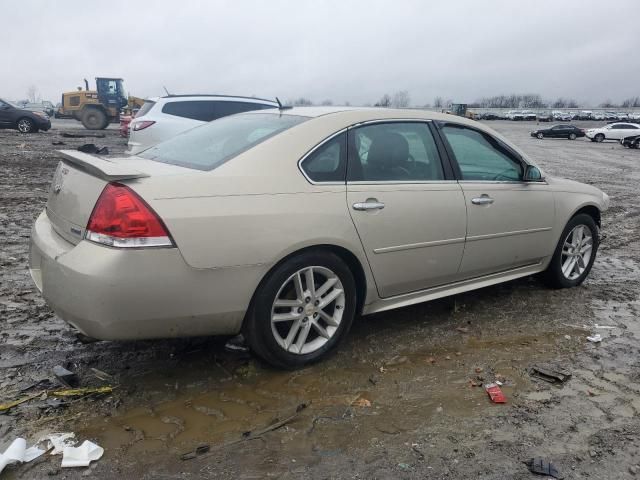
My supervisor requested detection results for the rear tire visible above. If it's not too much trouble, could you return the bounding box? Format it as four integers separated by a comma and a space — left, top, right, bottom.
595, 133, 605, 143
244, 251, 357, 369
16, 118, 35, 133
542, 213, 599, 289
633, 139, 640, 149
81, 108, 108, 130
568, 133, 577, 140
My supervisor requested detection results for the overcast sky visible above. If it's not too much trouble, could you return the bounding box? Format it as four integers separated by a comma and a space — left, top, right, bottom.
2, 0, 639, 106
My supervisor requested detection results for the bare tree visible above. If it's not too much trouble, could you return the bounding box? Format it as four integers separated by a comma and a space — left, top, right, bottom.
621, 97, 640, 108
26, 85, 39, 103
599, 99, 616, 108
552, 98, 567, 108
290, 97, 313, 106
391, 90, 410, 108
320, 99, 333, 106
433, 97, 443, 108
374, 94, 391, 107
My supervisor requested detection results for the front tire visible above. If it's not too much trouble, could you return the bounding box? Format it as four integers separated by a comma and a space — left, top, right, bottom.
244, 251, 357, 368
536, 132, 544, 139
543, 214, 599, 289
16, 118, 35, 133
568, 133, 577, 140
81, 108, 108, 130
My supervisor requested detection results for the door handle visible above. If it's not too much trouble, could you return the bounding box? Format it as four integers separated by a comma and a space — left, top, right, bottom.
471, 195, 494, 205
353, 201, 385, 211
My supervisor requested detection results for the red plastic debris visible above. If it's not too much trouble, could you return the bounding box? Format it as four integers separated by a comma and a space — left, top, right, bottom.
485, 383, 506, 403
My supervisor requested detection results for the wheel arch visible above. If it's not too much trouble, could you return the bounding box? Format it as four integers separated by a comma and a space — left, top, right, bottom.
242, 243, 370, 331
571, 204, 601, 227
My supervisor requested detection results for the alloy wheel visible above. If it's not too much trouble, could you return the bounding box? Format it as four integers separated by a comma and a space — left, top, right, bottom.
271, 266, 345, 355
561, 225, 593, 280
17, 120, 31, 133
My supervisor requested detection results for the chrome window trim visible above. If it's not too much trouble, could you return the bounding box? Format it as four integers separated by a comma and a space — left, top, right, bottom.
347, 180, 458, 186
458, 180, 549, 185
348, 118, 433, 128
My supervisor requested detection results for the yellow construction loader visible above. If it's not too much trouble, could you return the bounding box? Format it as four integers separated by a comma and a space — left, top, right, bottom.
57, 78, 144, 130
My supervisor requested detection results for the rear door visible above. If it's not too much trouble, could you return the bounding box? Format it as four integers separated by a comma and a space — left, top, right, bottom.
437, 122, 555, 278
345, 121, 467, 298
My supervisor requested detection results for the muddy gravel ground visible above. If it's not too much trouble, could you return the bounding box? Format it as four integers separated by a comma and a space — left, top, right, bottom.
1, 120, 639, 479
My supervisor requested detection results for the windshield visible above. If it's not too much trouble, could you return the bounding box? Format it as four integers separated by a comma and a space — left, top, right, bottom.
139, 113, 308, 170
116, 79, 127, 99
1, 99, 20, 108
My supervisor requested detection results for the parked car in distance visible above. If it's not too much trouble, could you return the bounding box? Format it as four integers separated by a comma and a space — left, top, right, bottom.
521, 110, 537, 121
30, 107, 610, 368
478, 112, 500, 120
23, 102, 55, 117
127, 95, 279, 154
576, 111, 593, 120
0, 98, 51, 132
592, 112, 605, 121
586, 122, 640, 142
531, 124, 585, 140
505, 110, 524, 120
536, 112, 552, 122
552, 111, 572, 121
620, 134, 640, 149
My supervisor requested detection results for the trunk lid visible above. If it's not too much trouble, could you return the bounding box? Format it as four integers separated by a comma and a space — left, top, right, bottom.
46, 151, 151, 245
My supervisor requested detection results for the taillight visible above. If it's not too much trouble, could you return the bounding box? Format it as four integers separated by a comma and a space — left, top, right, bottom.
132, 120, 155, 131
85, 183, 173, 248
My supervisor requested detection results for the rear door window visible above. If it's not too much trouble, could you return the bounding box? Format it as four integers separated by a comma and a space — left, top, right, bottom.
162, 101, 214, 121
162, 100, 275, 122
347, 122, 445, 182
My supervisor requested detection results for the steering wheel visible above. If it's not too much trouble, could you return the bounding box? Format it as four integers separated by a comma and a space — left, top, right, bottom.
391, 166, 412, 178
492, 169, 517, 181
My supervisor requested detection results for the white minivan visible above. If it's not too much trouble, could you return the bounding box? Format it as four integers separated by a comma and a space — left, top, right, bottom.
128, 95, 278, 154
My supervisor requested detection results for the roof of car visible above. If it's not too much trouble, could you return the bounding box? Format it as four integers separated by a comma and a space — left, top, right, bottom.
147, 94, 278, 104
246, 106, 467, 122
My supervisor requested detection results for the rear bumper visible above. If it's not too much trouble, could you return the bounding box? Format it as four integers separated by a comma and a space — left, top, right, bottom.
29, 210, 262, 340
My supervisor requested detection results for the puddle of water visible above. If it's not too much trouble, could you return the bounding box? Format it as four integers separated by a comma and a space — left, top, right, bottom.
77, 327, 582, 465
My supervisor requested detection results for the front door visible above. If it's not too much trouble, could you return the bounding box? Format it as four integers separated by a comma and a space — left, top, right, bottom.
438, 122, 555, 278
0, 100, 14, 127
346, 121, 467, 298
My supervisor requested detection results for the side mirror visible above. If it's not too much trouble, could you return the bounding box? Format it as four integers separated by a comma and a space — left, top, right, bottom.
524, 165, 544, 182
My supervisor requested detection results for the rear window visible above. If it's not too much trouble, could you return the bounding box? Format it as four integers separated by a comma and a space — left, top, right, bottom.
139, 113, 308, 171
161, 100, 276, 122
136, 100, 156, 117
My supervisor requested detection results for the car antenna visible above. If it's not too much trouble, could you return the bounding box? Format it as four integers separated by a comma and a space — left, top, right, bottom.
275, 97, 292, 111
163, 86, 171, 96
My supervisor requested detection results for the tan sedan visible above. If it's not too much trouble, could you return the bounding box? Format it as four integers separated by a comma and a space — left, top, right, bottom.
30, 107, 609, 368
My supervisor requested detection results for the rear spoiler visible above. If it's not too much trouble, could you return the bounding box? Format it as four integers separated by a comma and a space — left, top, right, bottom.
57, 150, 150, 181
